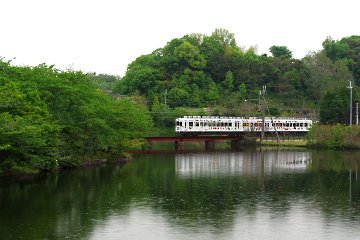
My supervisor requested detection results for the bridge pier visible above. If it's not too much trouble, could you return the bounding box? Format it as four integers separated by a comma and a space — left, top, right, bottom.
147, 141, 152, 151
231, 140, 242, 151
144, 136, 259, 152
205, 140, 215, 150
175, 141, 184, 151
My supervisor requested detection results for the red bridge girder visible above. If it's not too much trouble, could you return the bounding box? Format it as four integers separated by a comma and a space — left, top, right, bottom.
145, 136, 244, 142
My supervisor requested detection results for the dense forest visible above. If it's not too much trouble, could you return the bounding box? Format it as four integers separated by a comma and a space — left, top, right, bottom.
0, 61, 150, 175
114, 29, 360, 126
1, 29, 360, 175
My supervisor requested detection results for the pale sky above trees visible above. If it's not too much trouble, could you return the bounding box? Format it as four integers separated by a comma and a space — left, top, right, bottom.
1, 0, 359, 76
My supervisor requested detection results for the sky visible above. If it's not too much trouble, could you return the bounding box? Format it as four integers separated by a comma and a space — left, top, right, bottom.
1, 0, 359, 77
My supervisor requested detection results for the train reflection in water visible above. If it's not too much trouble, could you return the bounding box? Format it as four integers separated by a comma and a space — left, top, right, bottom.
175, 150, 310, 178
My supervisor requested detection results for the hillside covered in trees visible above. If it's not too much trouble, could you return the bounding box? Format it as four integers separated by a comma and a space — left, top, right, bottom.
113, 29, 360, 125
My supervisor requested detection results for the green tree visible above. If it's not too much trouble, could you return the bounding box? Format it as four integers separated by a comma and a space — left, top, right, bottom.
222, 70, 234, 91
320, 87, 360, 124
303, 51, 353, 102
322, 36, 360, 85
238, 83, 247, 101
269, 45, 293, 58
0, 59, 151, 175
87, 73, 120, 91
0, 79, 64, 174
174, 41, 206, 70
322, 37, 350, 62
168, 87, 190, 107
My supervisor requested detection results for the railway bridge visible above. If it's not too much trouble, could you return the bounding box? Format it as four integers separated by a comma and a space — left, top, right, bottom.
145, 132, 306, 151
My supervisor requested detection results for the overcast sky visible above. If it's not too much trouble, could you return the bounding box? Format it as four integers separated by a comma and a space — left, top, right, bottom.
1, 0, 359, 76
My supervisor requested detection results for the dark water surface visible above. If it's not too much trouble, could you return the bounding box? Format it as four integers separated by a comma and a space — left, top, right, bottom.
1, 149, 360, 239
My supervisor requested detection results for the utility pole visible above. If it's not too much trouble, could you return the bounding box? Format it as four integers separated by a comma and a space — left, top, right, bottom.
348, 81, 353, 126
258, 90, 261, 112
262, 94, 280, 144
164, 89, 167, 106
259, 86, 279, 144
259, 87, 265, 142
356, 102, 359, 125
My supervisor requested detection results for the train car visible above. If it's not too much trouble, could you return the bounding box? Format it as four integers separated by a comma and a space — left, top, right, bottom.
175, 116, 312, 136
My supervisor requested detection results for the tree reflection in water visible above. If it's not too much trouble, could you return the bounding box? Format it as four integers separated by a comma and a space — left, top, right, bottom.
0, 149, 360, 239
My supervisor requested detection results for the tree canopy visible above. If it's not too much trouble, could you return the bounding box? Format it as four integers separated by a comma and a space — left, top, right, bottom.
0, 59, 150, 175
269, 45, 293, 58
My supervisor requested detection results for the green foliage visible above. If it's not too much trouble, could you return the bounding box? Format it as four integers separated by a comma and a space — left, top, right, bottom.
319, 87, 360, 124
322, 36, 360, 85
114, 29, 332, 117
87, 73, 120, 91
0, 79, 64, 174
308, 124, 360, 149
222, 70, 234, 91
303, 51, 353, 102
238, 83, 247, 101
322, 37, 350, 62
0, 59, 150, 175
174, 41, 206, 69
122, 32, 360, 124
269, 45, 293, 58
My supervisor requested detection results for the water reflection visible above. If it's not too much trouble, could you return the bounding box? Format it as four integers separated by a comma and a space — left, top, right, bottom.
1, 149, 360, 240
176, 151, 310, 178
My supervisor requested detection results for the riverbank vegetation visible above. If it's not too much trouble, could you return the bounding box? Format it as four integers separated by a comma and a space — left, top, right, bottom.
307, 124, 360, 149
0, 60, 150, 175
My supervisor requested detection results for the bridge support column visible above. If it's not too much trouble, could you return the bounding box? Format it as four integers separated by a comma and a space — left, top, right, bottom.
231, 140, 241, 151
175, 141, 184, 151
147, 141, 152, 151
205, 140, 215, 150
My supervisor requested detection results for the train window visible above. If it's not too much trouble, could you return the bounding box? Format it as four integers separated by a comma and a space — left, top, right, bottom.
300, 123, 303, 127
189, 122, 193, 127
196, 122, 199, 127
305, 123, 308, 127
229, 123, 232, 127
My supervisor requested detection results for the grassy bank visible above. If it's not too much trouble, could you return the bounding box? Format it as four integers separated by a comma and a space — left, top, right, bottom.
308, 124, 360, 149
259, 140, 308, 148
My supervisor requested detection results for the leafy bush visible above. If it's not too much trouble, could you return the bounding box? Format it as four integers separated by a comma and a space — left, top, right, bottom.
308, 124, 360, 149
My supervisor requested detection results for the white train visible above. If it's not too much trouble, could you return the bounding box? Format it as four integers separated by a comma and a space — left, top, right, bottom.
175, 116, 312, 135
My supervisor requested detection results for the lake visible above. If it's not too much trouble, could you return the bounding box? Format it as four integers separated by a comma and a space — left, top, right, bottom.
1, 148, 360, 239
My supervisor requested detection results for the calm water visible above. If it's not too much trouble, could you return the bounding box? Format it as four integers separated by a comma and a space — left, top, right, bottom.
1, 149, 360, 240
